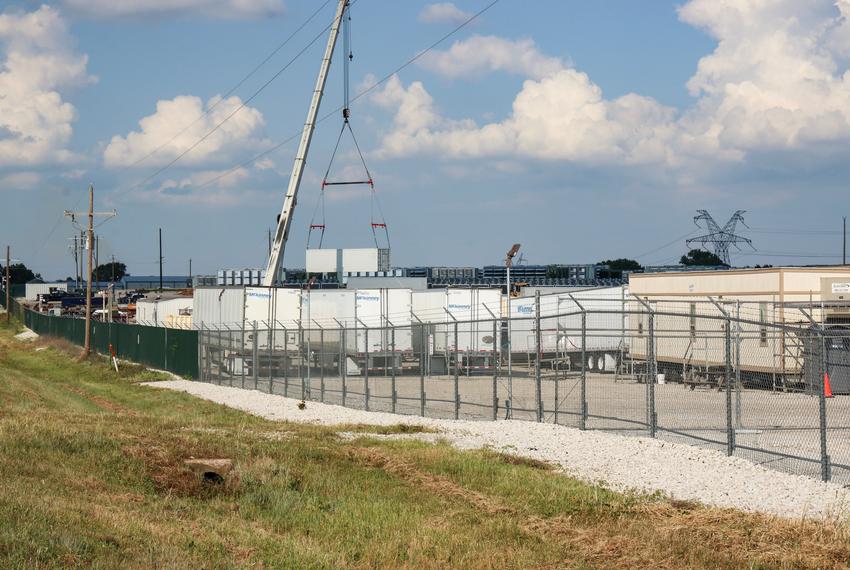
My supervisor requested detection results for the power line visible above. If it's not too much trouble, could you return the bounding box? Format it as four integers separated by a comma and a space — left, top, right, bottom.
633, 229, 699, 260
747, 227, 841, 235
120, 20, 337, 197
737, 251, 840, 258
125, 0, 334, 171
187, 0, 503, 194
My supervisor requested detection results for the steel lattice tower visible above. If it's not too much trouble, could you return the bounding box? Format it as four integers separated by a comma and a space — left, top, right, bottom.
686, 210, 753, 265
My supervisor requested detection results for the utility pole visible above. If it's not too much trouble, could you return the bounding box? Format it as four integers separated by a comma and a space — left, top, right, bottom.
111, 254, 115, 282
83, 185, 94, 358
71, 234, 79, 289
5, 246, 10, 323
843, 216, 846, 266
159, 228, 163, 292
94, 235, 99, 283
64, 185, 117, 359
189, 258, 193, 286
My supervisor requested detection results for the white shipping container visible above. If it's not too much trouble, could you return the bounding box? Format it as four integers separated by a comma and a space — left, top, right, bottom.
301, 290, 356, 355
244, 287, 302, 350
341, 248, 390, 273
303, 290, 356, 327
412, 289, 501, 354
194, 287, 245, 328
508, 287, 628, 355
306, 249, 341, 274
244, 287, 301, 327
135, 297, 193, 327
354, 289, 412, 353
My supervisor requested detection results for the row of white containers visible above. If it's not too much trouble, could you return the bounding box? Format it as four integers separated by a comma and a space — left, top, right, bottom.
194, 286, 627, 355
508, 286, 629, 354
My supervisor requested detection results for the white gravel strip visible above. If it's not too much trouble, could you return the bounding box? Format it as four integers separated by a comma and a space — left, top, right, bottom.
145, 380, 850, 521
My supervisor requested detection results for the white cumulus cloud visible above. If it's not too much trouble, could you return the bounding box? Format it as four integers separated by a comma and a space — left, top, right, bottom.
418, 3, 472, 25
418, 35, 565, 80
0, 5, 95, 167
372, 72, 676, 164
103, 94, 268, 168
60, 0, 285, 20
138, 167, 253, 205
677, 0, 850, 153
373, 1, 850, 169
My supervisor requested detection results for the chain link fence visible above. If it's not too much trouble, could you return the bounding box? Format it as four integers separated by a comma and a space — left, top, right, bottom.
197, 293, 850, 485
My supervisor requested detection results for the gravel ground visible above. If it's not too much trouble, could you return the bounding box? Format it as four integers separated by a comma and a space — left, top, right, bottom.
145, 380, 850, 521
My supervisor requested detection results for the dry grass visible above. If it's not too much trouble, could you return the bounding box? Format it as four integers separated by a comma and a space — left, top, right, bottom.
1, 318, 849, 568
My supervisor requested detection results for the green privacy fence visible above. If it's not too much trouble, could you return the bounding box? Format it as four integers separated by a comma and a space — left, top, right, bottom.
1, 291, 198, 378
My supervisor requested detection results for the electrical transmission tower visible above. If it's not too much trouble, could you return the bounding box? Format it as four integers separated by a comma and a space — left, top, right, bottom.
686, 210, 754, 265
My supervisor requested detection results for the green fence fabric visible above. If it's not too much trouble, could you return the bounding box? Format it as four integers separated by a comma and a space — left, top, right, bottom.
1, 292, 198, 379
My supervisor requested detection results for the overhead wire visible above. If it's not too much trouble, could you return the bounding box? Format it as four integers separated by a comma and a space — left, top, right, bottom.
632, 229, 700, 260
181, 0, 503, 194
118, 23, 336, 198
124, 0, 334, 171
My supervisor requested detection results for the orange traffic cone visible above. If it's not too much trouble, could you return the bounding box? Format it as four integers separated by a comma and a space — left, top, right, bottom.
824, 372, 834, 398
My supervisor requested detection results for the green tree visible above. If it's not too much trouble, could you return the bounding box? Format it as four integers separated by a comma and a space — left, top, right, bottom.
93, 261, 127, 282
0, 263, 40, 284
680, 249, 727, 266
598, 258, 642, 271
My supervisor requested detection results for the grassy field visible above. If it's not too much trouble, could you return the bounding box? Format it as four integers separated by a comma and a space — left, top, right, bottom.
1, 319, 849, 569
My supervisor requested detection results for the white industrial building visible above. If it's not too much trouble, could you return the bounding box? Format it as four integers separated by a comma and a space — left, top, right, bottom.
627, 266, 850, 379
25, 282, 68, 301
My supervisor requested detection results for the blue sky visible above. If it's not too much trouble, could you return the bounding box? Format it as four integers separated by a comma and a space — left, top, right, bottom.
0, 0, 848, 279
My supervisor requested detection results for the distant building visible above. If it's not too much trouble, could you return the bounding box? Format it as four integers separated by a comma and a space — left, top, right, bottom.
123, 275, 192, 289
642, 265, 730, 274
481, 265, 549, 281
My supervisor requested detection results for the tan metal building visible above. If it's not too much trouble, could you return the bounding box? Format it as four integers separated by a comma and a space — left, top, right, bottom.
627, 267, 850, 384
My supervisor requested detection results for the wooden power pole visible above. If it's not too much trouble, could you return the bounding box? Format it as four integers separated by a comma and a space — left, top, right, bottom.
64, 185, 116, 359
5, 246, 10, 323
83, 185, 94, 357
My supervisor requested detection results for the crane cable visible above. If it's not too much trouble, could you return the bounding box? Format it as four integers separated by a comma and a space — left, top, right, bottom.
307, 2, 389, 251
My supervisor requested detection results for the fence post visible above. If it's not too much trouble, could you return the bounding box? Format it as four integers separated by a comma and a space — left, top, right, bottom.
299, 322, 306, 401
198, 322, 204, 382
364, 327, 370, 412
725, 314, 735, 456
252, 320, 259, 390
580, 310, 587, 430
240, 319, 246, 389
391, 326, 397, 414
420, 323, 426, 417
492, 318, 498, 421
341, 324, 348, 407
319, 326, 325, 403
648, 309, 657, 438
267, 321, 273, 394
454, 320, 460, 420
283, 326, 290, 397
819, 330, 831, 481
535, 290, 543, 422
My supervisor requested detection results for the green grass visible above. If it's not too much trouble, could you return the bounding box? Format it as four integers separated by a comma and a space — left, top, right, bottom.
0, 319, 848, 568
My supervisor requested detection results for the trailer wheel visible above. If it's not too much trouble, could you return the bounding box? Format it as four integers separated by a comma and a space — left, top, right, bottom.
597, 355, 606, 372
587, 356, 595, 371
